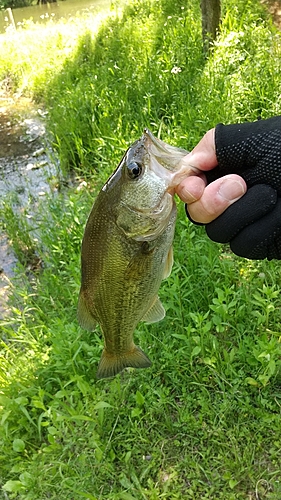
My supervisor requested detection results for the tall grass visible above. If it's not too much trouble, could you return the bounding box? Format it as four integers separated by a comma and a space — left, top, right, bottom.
1, 0, 281, 498
24, 0, 281, 174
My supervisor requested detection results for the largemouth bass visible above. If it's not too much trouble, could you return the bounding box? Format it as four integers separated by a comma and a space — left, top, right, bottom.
77, 129, 197, 379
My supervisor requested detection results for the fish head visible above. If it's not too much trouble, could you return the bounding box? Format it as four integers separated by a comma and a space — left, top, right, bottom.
103, 129, 196, 241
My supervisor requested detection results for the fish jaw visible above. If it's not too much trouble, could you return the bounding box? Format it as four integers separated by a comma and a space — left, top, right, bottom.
143, 128, 189, 171
117, 192, 175, 241
96, 344, 151, 379
143, 128, 201, 192
115, 129, 189, 241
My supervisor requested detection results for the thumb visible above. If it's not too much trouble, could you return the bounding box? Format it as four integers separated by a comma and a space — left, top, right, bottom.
186, 175, 247, 224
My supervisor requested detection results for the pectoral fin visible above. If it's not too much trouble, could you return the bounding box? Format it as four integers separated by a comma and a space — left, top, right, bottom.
141, 296, 165, 323
96, 345, 151, 379
77, 291, 97, 331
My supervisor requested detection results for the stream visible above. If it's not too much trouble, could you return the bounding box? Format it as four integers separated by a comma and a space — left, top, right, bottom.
0, 0, 117, 320
0, 93, 57, 318
0, 0, 112, 33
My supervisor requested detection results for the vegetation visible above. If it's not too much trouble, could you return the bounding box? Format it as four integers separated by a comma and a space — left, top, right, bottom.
1, 0, 281, 498
0, 0, 33, 9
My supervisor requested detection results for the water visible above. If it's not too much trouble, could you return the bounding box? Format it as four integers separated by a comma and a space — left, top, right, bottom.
0, 0, 112, 33
0, 0, 116, 317
0, 96, 57, 318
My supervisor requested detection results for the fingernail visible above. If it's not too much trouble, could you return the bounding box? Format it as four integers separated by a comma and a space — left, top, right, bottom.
218, 178, 246, 202
180, 186, 198, 203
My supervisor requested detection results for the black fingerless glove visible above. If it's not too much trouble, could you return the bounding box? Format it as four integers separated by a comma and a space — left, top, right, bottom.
205, 117, 281, 260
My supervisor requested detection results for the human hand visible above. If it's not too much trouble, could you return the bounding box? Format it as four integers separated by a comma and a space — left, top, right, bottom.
176, 128, 247, 224
176, 116, 281, 260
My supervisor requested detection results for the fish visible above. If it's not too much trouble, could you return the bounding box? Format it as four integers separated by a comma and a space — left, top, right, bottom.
77, 128, 198, 379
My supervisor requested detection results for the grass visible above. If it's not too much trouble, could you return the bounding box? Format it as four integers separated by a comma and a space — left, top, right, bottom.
1, 0, 281, 498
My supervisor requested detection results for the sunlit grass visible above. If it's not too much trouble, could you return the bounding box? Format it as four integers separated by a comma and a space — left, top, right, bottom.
1, 0, 281, 498
0, 8, 116, 95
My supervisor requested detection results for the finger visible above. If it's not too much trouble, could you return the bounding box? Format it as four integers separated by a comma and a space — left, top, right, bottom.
176, 174, 207, 203
180, 128, 218, 172
186, 175, 247, 224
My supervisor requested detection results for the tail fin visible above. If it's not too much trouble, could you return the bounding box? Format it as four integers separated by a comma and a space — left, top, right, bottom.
96, 345, 151, 379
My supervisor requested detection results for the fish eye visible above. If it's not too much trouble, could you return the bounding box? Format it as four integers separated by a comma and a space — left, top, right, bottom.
127, 162, 142, 179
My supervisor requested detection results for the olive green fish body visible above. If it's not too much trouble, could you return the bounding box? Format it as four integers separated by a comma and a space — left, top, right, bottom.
78, 129, 193, 379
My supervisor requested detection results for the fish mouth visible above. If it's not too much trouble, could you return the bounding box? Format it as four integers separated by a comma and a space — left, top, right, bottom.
141, 128, 200, 191
124, 190, 173, 217
124, 129, 179, 215
142, 128, 188, 172
146, 191, 173, 218
129, 195, 175, 241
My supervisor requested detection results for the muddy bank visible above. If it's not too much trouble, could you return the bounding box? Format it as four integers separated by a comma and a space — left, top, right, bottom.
0, 94, 57, 318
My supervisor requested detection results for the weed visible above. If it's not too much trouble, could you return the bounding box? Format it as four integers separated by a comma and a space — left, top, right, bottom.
0, 196, 40, 267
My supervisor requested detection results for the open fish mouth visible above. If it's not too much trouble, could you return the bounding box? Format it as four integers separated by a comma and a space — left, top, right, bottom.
142, 128, 200, 190
143, 128, 188, 172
